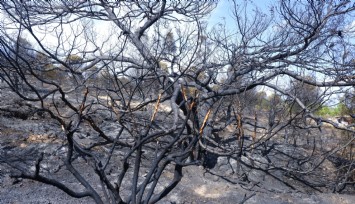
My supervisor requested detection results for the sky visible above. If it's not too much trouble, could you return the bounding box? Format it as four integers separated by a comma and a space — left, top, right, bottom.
0, 1, 352, 104
208, 0, 274, 31
0, 1, 276, 52
206, 1, 353, 105
207, 0, 283, 97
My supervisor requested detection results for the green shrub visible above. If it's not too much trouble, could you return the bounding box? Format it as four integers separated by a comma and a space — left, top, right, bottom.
316, 104, 344, 117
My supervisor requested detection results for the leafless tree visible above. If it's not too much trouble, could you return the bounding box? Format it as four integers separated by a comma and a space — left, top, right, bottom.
0, 0, 355, 203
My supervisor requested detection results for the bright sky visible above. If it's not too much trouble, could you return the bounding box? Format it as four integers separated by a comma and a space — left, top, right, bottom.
0, 1, 352, 103
207, 0, 280, 97
208, 1, 353, 103
208, 0, 274, 31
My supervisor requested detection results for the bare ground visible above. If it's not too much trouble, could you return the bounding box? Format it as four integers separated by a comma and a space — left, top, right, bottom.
0, 88, 354, 203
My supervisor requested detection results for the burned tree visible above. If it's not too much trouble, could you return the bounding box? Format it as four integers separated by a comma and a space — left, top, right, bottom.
0, 0, 355, 203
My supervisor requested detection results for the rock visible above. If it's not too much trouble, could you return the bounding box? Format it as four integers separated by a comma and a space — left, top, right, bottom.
251, 154, 270, 169
248, 169, 266, 183
217, 156, 229, 167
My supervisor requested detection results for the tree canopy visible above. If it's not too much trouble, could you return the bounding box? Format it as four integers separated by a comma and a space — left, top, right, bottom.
0, 1, 354, 203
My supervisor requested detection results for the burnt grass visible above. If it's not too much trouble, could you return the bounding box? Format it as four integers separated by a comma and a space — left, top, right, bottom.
0, 87, 354, 204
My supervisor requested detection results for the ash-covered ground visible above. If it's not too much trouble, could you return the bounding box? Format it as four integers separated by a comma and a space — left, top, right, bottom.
0, 87, 354, 204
